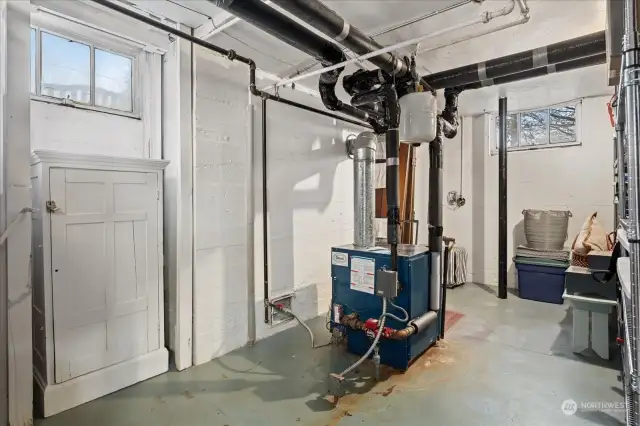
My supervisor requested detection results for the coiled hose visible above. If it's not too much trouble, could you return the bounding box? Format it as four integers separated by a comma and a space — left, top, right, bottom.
331, 298, 388, 382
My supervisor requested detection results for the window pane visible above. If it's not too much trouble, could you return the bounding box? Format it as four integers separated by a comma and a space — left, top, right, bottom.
550, 106, 577, 143
95, 49, 133, 112
30, 29, 36, 94
41, 32, 90, 103
496, 113, 518, 149
520, 110, 549, 146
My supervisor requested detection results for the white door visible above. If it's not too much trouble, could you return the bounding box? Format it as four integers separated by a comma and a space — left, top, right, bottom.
49, 168, 160, 383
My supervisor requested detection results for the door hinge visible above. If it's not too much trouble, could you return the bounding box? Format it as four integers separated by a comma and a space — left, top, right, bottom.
157, 190, 160, 201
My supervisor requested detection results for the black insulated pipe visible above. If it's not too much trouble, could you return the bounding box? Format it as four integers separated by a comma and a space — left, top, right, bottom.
458, 53, 607, 90
89, 0, 371, 129
262, 98, 270, 323
385, 86, 401, 271
424, 31, 606, 89
441, 88, 463, 138
269, 0, 408, 77
428, 120, 444, 256
210, 0, 377, 126
498, 97, 508, 300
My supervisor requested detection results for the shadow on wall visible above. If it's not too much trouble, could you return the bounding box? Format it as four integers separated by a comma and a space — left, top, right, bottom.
263, 97, 362, 330
509, 220, 526, 290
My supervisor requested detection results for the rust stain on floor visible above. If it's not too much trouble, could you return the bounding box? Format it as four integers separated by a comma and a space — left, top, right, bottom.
320, 340, 471, 425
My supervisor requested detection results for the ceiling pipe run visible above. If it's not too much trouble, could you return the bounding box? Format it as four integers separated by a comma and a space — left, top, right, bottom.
457, 52, 607, 90
423, 30, 606, 89
209, 0, 379, 125
272, 0, 522, 89
285, 0, 477, 79
269, 0, 409, 77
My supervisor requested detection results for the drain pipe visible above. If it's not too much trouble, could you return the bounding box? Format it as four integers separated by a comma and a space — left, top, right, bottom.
386, 86, 401, 271
456, 53, 606, 90
498, 97, 508, 300
209, 0, 379, 125
429, 120, 444, 311
269, 0, 409, 77
423, 30, 605, 89
273, 0, 521, 89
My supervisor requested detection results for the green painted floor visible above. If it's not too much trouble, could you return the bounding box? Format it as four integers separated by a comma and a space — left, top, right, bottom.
37, 283, 625, 426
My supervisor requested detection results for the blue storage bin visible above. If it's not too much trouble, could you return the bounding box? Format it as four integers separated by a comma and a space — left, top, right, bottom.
515, 259, 567, 304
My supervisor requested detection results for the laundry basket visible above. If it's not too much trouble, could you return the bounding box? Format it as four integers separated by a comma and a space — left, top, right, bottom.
523, 209, 572, 250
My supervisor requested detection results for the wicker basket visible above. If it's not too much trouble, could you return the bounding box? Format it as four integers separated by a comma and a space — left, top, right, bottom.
523, 209, 572, 250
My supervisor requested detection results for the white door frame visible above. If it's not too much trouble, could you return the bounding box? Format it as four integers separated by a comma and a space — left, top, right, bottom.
1, 2, 32, 425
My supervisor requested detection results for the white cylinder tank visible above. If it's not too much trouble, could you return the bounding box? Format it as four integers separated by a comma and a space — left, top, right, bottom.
399, 92, 437, 144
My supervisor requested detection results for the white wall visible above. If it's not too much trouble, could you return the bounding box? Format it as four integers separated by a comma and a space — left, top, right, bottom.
412, 0, 612, 288
31, 102, 145, 157
191, 48, 364, 364
416, 91, 615, 288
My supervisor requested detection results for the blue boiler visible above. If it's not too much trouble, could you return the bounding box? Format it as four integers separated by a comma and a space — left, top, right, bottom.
330, 244, 440, 371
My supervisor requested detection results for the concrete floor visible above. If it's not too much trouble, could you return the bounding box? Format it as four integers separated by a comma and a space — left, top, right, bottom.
37, 283, 625, 426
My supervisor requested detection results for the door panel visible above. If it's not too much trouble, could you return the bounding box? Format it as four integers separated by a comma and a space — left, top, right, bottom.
50, 168, 159, 383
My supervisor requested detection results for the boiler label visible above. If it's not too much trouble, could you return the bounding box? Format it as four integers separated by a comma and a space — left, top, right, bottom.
331, 252, 349, 267
350, 257, 375, 295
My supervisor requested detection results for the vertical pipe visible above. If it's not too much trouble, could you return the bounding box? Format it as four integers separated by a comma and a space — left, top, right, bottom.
429, 121, 444, 311
246, 93, 256, 343
440, 242, 450, 338
617, 131, 627, 224
498, 97, 508, 299
623, 1, 640, 419
386, 86, 401, 270
262, 98, 270, 323
353, 132, 377, 248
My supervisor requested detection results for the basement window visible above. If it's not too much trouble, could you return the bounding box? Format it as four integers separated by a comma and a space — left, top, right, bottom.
30, 26, 137, 116
491, 101, 581, 154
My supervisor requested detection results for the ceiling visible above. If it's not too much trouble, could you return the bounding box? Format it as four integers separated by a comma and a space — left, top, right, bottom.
121, 0, 611, 114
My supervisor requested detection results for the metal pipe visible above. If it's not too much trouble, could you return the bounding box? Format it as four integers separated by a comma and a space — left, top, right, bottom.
386, 86, 401, 271
270, 0, 408, 76
410, 310, 438, 334
353, 132, 378, 248
88, 0, 372, 128
273, 14, 488, 88
424, 30, 606, 89
246, 94, 256, 343
417, 14, 529, 55
429, 120, 444, 311
286, 0, 477, 78
498, 97, 508, 300
262, 98, 270, 323
623, 0, 640, 418
371, 0, 476, 38
617, 55, 628, 223
456, 53, 606, 90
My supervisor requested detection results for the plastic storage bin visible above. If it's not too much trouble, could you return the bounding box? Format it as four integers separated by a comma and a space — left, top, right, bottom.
515, 259, 568, 304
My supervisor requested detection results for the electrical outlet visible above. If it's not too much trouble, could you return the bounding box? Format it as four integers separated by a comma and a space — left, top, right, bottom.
270, 294, 294, 326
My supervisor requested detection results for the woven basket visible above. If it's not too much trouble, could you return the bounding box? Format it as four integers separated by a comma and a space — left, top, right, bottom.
571, 231, 615, 267
523, 209, 572, 250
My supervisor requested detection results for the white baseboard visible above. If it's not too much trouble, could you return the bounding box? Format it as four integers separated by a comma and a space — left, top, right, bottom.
35, 348, 168, 418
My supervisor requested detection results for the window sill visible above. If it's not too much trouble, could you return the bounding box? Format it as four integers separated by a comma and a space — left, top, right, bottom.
490, 141, 582, 156
31, 95, 140, 120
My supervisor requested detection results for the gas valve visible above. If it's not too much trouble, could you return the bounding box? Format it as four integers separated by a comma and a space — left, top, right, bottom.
364, 318, 394, 339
